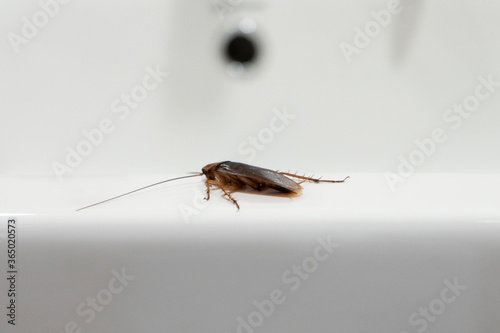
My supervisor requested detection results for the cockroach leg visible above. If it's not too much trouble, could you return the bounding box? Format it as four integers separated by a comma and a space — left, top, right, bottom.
205, 180, 211, 200
204, 179, 226, 200
279, 172, 349, 183
204, 179, 240, 209
205, 179, 222, 200
220, 187, 240, 210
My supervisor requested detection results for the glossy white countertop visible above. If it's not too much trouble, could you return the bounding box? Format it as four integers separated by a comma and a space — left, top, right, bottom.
2, 173, 499, 223
1, 173, 500, 332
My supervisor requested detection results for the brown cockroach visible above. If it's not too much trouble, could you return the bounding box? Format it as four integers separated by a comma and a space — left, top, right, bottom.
76, 161, 349, 211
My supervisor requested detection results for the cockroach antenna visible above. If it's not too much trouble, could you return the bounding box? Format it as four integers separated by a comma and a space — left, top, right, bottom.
76, 173, 204, 211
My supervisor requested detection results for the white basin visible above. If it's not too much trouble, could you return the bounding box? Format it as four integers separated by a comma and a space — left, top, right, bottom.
1, 0, 500, 332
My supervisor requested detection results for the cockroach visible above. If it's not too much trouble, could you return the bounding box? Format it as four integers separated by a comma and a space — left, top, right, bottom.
76, 161, 349, 211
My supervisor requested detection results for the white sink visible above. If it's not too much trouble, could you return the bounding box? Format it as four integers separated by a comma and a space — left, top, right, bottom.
1, 0, 500, 332
2, 173, 500, 332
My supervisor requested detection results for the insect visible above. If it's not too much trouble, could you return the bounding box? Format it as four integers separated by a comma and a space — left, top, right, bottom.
76, 161, 349, 211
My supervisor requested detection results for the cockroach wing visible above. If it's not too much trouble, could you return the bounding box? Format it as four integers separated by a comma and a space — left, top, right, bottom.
217, 161, 302, 194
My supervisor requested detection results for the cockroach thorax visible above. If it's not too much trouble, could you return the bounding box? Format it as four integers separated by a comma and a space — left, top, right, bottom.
202, 161, 230, 180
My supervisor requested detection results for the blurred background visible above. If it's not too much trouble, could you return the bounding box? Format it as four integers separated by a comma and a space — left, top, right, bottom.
1, 0, 499, 178
2, 3, 500, 332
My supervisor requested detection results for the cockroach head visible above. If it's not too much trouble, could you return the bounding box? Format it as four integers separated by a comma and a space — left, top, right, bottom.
202, 162, 220, 179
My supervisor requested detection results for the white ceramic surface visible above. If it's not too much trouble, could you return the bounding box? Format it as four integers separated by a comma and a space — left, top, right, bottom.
1, 0, 499, 332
